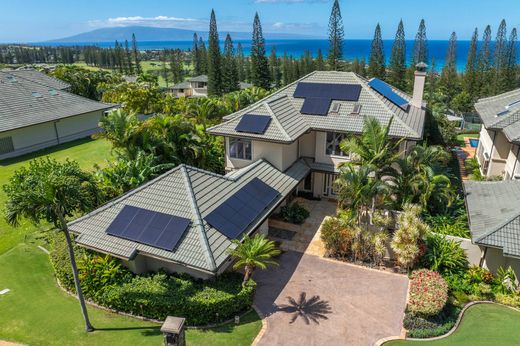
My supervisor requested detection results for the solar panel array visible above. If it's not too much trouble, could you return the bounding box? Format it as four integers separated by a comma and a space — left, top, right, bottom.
368, 78, 409, 111
293, 82, 362, 116
235, 114, 272, 134
204, 178, 280, 239
106, 205, 191, 251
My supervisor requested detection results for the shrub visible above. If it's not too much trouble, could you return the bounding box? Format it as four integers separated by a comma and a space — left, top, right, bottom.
403, 304, 461, 338
421, 233, 468, 275
495, 293, 520, 308
494, 266, 518, 294
280, 202, 310, 224
99, 272, 254, 325
391, 204, 429, 269
48, 231, 85, 292
408, 269, 448, 316
320, 216, 354, 258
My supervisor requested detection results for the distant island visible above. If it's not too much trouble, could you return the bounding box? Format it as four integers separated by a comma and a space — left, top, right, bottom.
46, 26, 321, 43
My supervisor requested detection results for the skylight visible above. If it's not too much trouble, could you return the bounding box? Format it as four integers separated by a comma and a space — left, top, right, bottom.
49, 89, 59, 96
32, 92, 42, 98
6, 76, 17, 83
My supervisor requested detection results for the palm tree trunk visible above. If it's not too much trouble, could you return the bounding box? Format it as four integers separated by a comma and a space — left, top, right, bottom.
243, 265, 253, 285
58, 212, 94, 332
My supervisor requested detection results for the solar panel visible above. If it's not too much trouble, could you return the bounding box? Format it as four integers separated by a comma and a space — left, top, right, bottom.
106, 205, 191, 251
300, 97, 331, 116
368, 78, 409, 110
204, 178, 280, 239
235, 114, 271, 134
294, 82, 362, 101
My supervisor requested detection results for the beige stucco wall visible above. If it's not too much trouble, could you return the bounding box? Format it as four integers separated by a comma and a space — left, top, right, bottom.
225, 137, 297, 171
298, 131, 316, 157
123, 254, 216, 280
0, 110, 105, 160
314, 131, 351, 167
487, 130, 510, 177
504, 144, 520, 179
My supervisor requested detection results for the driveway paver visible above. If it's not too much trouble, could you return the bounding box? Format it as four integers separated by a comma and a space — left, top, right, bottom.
253, 251, 408, 346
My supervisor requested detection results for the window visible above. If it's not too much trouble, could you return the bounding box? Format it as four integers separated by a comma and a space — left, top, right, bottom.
351, 103, 362, 114
229, 138, 252, 160
326, 132, 349, 157
0, 136, 14, 155
303, 173, 313, 191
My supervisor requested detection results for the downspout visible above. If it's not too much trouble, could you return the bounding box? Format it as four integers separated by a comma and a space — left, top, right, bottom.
53, 121, 60, 144
487, 130, 497, 176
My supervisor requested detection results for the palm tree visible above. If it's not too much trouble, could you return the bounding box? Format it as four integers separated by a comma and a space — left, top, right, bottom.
3, 158, 101, 332
228, 234, 280, 284
96, 109, 139, 159
339, 116, 402, 175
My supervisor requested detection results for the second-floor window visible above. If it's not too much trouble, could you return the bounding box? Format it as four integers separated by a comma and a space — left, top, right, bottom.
229, 138, 252, 160
326, 132, 349, 157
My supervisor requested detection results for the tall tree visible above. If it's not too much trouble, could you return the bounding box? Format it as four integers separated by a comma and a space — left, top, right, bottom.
222, 34, 240, 93
198, 37, 208, 75
316, 48, 326, 70
131, 33, 141, 75
207, 9, 223, 96
504, 28, 518, 91
388, 20, 407, 90
368, 23, 385, 79
250, 13, 271, 89
161, 50, 169, 87
124, 40, 133, 74
4, 159, 101, 332
412, 19, 428, 65
440, 32, 459, 103
464, 28, 479, 100
493, 19, 508, 93
327, 0, 344, 71
236, 42, 246, 82
192, 33, 201, 75
269, 46, 282, 87
477, 25, 493, 96
170, 49, 185, 84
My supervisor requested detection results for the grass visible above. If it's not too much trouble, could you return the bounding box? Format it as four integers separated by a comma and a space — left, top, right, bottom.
0, 138, 113, 255
385, 304, 520, 346
456, 133, 479, 147
0, 244, 262, 346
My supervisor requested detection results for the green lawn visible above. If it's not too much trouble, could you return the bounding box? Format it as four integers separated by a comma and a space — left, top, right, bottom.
0, 138, 113, 255
386, 304, 520, 346
0, 244, 262, 346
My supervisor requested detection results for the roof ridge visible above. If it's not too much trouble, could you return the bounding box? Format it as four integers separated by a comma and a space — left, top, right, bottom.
180, 166, 217, 271
477, 88, 520, 103
2, 69, 70, 90
264, 99, 292, 141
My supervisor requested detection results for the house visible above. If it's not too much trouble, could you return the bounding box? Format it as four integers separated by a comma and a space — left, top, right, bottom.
68, 159, 309, 279
68, 68, 426, 278
474, 88, 520, 179
172, 75, 253, 98
464, 180, 520, 278
0, 69, 113, 160
207, 68, 427, 198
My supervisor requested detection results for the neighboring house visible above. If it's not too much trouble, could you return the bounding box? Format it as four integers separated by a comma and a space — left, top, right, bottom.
464, 180, 520, 278
172, 75, 253, 98
68, 159, 309, 279
0, 69, 113, 160
474, 88, 520, 180
207, 69, 427, 199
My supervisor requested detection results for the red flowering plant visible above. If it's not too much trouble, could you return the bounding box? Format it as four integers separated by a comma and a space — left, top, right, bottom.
408, 269, 448, 316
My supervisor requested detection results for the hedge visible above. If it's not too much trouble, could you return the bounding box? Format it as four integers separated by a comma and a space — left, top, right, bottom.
48, 231, 255, 326
408, 269, 449, 316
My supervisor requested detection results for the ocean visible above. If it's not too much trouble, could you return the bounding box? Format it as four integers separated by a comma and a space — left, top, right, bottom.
42, 39, 517, 72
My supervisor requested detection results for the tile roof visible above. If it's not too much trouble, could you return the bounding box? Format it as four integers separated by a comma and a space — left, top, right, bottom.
0, 70, 112, 133
464, 180, 520, 258
68, 159, 310, 274
208, 71, 426, 142
172, 81, 191, 89
189, 75, 208, 83
1, 68, 70, 90
475, 88, 520, 144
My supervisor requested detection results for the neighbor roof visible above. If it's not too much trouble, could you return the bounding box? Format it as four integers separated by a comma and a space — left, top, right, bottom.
172, 81, 190, 90
0, 70, 112, 133
475, 88, 520, 144
464, 180, 520, 258
207, 71, 426, 142
189, 75, 208, 83
68, 159, 310, 274
1, 68, 70, 90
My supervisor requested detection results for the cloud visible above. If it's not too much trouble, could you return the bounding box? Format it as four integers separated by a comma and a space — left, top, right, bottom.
88, 16, 206, 29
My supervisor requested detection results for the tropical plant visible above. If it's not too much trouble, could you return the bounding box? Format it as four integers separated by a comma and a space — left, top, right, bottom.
96, 109, 140, 158
280, 202, 310, 224
371, 231, 390, 266
78, 253, 131, 300
408, 269, 449, 316
320, 216, 355, 258
494, 266, 518, 294
228, 234, 280, 284
421, 233, 468, 275
391, 204, 429, 269
3, 158, 101, 332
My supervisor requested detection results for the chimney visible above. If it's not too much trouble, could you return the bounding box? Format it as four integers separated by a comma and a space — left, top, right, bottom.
411, 62, 427, 108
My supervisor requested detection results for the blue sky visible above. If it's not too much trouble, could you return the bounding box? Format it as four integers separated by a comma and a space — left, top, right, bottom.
1, 0, 519, 42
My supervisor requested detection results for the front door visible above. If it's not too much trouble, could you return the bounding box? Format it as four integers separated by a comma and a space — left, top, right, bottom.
322, 173, 338, 197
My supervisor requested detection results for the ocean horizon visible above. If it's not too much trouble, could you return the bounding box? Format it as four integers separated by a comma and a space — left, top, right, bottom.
38, 39, 519, 72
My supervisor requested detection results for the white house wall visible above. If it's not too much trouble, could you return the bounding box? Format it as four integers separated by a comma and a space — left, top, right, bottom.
298, 131, 316, 158
505, 144, 520, 179
225, 138, 297, 172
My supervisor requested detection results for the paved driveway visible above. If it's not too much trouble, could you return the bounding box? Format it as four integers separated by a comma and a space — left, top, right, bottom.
253, 251, 408, 346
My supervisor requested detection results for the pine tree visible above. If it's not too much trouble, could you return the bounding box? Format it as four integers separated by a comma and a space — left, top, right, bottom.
412, 19, 428, 65
161, 50, 170, 87
464, 28, 479, 100
427, 57, 437, 101
124, 40, 133, 74
440, 32, 459, 103
269, 46, 282, 87
327, 0, 344, 71
207, 9, 223, 96
316, 49, 325, 70
236, 42, 246, 82
170, 49, 185, 84
493, 19, 508, 93
131, 33, 141, 75
192, 33, 201, 75
198, 37, 208, 75
282, 52, 291, 85
504, 27, 518, 92
250, 13, 271, 89
388, 20, 407, 90
222, 34, 240, 93
477, 25, 493, 96
368, 23, 385, 79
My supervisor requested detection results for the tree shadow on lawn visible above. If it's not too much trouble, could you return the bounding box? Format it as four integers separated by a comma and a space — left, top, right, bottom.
275, 292, 332, 325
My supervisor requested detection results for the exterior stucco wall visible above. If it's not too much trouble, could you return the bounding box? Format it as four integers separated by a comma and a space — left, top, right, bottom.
487, 131, 510, 177
504, 144, 520, 179
123, 254, 214, 280
225, 137, 295, 171
298, 131, 316, 158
